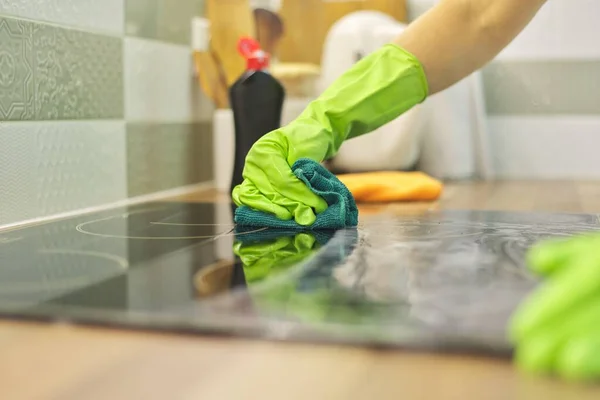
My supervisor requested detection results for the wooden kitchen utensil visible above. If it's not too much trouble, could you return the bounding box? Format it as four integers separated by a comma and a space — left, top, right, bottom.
253, 8, 285, 58
206, 0, 256, 86
194, 48, 230, 109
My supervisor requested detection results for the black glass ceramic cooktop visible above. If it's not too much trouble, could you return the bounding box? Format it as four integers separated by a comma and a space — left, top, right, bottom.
0, 202, 598, 354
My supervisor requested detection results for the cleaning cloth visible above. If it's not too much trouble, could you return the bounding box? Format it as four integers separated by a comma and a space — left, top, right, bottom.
337, 171, 443, 203
235, 158, 359, 229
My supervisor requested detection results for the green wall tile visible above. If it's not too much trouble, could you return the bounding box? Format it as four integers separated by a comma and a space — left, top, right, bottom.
125, 0, 205, 45
0, 0, 124, 35
0, 16, 123, 121
126, 122, 213, 197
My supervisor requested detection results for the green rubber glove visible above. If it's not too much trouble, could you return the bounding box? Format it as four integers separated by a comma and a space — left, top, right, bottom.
232, 44, 429, 226
509, 233, 600, 381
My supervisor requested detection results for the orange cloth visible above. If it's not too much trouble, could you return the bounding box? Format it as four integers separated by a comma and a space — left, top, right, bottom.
336, 171, 443, 203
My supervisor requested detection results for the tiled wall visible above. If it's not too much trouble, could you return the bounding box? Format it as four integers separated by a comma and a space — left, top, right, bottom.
0, 0, 213, 226
408, 0, 600, 179
483, 0, 600, 179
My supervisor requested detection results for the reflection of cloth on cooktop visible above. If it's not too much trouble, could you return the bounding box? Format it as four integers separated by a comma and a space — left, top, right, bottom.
233, 227, 337, 246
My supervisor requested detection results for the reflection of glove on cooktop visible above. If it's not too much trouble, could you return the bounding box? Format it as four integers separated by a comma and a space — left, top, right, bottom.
233, 229, 373, 323
234, 159, 359, 230
233, 231, 327, 283
510, 233, 600, 382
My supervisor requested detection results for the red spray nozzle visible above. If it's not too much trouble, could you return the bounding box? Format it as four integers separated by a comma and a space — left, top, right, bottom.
238, 36, 270, 70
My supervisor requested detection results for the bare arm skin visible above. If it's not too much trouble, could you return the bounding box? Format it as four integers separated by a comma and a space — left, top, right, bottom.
395, 0, 548, 94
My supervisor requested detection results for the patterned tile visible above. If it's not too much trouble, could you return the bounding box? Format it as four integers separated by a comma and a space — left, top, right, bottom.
126, 122, 213, 197
0, 17, 33, 120
0, 121, 127, 226
0, 16, 123, 121
125, 0, 205, 45
124, 37, 212, 123
0, 0, 124, 35
483, 60, 600, 115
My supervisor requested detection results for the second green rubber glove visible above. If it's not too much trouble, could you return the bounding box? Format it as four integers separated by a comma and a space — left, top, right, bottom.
232, 44, 429, 226
510, 233, 600, 381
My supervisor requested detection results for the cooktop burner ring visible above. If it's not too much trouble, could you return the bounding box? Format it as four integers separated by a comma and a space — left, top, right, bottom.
0, 249, 130, 295
75, 213, 268, 240
149, 222, 235, 227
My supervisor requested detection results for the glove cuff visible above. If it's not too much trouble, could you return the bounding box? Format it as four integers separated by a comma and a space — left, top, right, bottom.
296, 42, 430, 158
385, 43, 430, 99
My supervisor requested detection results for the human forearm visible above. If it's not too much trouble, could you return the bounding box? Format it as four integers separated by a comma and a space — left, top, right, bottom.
395, 0, 548, 94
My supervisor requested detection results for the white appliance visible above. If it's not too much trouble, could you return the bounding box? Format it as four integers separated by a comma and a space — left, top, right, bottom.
321, 12, 426, 173
320, 11, 492, 179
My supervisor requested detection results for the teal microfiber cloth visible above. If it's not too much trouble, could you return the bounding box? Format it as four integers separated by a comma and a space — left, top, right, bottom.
234, 158, 359, 229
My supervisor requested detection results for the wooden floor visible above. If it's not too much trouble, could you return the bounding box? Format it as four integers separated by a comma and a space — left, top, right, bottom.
2, 181, 600, 400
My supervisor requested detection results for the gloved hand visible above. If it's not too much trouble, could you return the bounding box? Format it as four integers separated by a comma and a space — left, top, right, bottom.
232, 44, 429, 226
510, 233, 600, 382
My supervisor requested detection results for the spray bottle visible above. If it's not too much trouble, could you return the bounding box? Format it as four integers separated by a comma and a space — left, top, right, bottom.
229, 36, 285, 195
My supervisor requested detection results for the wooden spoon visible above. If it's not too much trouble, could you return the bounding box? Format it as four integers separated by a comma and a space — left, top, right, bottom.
207, 0, 256, 86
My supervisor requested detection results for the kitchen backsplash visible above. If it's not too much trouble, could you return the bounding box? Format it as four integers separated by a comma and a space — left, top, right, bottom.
3, 0, 600, 227
408, 0, 600, 179
479, 0, 600, 178
0, 0, 213, 226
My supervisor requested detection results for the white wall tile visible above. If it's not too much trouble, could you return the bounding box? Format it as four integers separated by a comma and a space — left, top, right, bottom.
0, 121, 127, 226
124, 37, 212, 123
0, 0, 124, 36
489, 116, 600, 179
482, 60, 600, 116
496, 0, 600, 61
397, 1, 600, 181
406, 0, 437, 20
408, 0, 600, 60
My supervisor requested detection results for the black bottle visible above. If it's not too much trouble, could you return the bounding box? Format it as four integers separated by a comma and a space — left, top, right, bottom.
229, 37, 285, 195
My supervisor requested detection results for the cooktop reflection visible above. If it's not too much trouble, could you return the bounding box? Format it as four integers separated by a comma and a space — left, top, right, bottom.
0, 202, 598, 354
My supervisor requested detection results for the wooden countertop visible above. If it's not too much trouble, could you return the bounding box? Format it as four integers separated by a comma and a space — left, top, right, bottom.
2, 181, 600, 399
